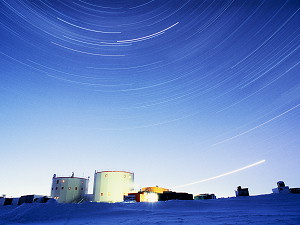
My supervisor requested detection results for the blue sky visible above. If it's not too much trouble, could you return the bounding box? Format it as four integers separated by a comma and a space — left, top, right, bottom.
1, 0, 300, 198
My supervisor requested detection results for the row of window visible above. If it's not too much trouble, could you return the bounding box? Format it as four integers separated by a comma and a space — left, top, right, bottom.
100, 192, 127, 196
100, 192, 110, 196
52, 187, 84, 191
56, 180, 85, 184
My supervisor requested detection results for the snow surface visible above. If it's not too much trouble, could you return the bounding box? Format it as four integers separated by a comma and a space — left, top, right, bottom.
0, 194, 299, 225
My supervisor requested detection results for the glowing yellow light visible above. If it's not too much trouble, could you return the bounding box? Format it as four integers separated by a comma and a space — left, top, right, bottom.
144, 192, 158, 202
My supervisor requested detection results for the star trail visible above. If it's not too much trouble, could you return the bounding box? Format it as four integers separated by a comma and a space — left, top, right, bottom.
0, 0, 299, 197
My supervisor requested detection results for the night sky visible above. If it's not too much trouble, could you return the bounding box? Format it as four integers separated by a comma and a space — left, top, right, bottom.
1, 0, 300, 197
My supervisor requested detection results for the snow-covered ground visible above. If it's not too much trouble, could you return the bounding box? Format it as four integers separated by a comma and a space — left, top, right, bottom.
0, 194, 299, 225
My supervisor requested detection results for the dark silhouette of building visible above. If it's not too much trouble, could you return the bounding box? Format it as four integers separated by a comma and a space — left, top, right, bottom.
235, 186, 249, 197
194, 193, 216, 200
158, 191, 193, 201
290, 188, 300, 194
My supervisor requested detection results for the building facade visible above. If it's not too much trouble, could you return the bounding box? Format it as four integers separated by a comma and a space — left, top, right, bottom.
235, 186, 249, 197
93, 171, 134, 203
51, 174, 89, 203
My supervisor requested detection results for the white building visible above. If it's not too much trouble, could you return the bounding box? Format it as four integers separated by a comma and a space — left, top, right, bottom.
93, 171, 134, 203
51, 173, 89, 203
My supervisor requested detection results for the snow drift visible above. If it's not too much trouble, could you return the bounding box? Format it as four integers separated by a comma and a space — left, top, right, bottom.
0, 194, 299, 225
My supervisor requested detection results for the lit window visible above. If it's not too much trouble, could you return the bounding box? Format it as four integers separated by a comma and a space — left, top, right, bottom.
108, 192, 111, 196
101, 193, 103, 196
105, 174, 108, 177
82, 181, 84, 184
68, 187, 71, 190
56, 180, 59, 184
75, 187, 78, 190
62, 180, 65, 183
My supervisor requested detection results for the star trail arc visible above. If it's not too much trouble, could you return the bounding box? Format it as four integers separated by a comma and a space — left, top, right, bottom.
0, 0, 300, 197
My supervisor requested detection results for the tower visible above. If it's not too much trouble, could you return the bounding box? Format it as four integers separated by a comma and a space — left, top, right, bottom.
93, 171, 134, 203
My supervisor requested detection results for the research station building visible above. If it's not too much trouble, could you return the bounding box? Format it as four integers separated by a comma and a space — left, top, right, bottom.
93, 171, 134, 203
51, 173, 89, 203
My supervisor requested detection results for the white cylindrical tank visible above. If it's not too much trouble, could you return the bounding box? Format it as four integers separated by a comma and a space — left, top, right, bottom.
93, 171, 134, 203
51, 174, 89, 203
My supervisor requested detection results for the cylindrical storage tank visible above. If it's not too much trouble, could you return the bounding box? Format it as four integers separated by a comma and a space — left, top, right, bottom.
51, 174, 89, 203
93, 171, 134, 203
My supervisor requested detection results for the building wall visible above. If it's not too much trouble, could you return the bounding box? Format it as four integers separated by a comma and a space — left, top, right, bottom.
194, 194, 216, 200
51, 176, 89, 203
0, 198, 4, 206
93, 171, 134, 203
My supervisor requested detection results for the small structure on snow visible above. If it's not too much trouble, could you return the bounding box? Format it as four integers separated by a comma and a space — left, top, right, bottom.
272, 181, 290, 194
194, 193, 216, 200
235, 186, 249, 197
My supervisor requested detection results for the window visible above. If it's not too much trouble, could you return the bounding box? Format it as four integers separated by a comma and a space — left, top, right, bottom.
75, 187, 78, 190
81, 188, 83, 190
123, 175, 126, 178
61, 187, 64, 190
56, 180, 59, 184
108, 192, 111, 196
105, 174, 108, 177
68, 187, 71, 190
101, 193, 103, 196
55, 187, 58, 190
62, 180, 65, 183
51, 188, 53, 190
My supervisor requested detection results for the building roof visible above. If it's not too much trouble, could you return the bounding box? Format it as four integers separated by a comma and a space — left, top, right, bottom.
96, 171, 133, 174
54, 177, 88, 180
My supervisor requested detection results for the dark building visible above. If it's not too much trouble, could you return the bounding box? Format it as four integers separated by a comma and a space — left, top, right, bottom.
0, 194, 53, 206
4, 198, 13, 206
194, 193, 216, 200
158, 191, 193, 201
18, 195, 45, 205
235, 186, 249, 197
290, 188, 300, 194
124, 193, 140, 202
